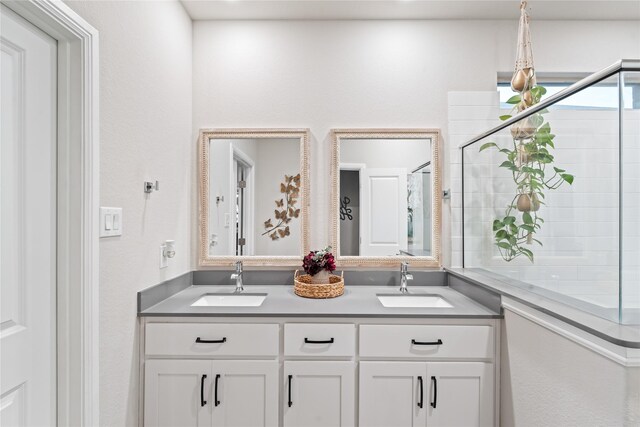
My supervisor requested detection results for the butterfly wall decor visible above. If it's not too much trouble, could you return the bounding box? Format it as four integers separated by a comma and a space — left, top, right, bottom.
263, 173, 301, 241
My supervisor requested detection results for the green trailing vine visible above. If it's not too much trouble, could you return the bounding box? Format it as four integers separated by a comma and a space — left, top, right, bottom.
479, 85, 574, 262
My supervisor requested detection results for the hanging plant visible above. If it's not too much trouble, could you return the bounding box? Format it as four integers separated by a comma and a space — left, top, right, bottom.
478, 0, 574, 263
480, 86, 574, 262
263, 173, 301, 241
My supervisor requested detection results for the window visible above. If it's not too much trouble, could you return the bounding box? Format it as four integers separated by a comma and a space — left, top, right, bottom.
497, 74, 639, 110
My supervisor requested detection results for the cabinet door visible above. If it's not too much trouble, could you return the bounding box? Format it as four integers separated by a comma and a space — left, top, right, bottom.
284, 361, 355, 427
426, 362, 494, 427
359, 362, 427, 427
144, 360, 212, 427
211, 360, 279, 427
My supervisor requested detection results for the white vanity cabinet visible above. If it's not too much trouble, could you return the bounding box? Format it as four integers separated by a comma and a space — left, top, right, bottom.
359, 362, 427, 427
144, 359, 212, 427
284, 361, 356, 427
425, 362, 494, 427
211, 360, 279, 427
359, 325, 495, 427
145, 359, 279, 427
143, 323, 280, 427
141, 319, 497, 427
283, 323, 356, 427
359, 362, 493, 427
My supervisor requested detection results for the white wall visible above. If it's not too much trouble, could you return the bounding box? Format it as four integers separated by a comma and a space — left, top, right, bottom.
340, 138, 430, 170
501, 307, 640, 426
193, 19, 640, 263
63, 1, 192, 425
254, 138, 302, 255
208, 138, 234, 255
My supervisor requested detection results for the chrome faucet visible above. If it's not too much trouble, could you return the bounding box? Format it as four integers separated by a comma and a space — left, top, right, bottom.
231, 260, 244, 293
399, 262, 413, 294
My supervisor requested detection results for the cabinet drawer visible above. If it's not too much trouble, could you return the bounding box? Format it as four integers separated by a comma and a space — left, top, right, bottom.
145, 323, 279, 357
284, 323, 355, 357
359, 325, 493, 359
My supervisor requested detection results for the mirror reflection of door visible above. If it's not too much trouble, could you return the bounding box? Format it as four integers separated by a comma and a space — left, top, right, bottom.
338, 137, 432, 257
361, 168, 408, 256
339, 165, 414, 256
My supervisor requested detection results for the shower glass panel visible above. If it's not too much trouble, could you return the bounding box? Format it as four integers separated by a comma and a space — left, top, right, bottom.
622, 71, 640, 324
461, 60, 639, 325
408, 163, 432, 256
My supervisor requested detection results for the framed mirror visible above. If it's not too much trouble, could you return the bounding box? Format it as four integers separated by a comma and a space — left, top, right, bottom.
199, 129, 310, 266
330, 129, 441, 267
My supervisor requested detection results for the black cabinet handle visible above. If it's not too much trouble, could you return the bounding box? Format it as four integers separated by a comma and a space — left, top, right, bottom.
214, 374, 221, 406
287, 375, 293, 407
430, 376, 437, 409
304, 338, 334, 344
411, 339, 443, 346
417, 376, 424, 409
196, 337, 227, 344
200, 374, 207, 407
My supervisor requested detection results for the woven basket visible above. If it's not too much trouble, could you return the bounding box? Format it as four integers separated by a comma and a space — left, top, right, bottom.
294, 270, 344, 299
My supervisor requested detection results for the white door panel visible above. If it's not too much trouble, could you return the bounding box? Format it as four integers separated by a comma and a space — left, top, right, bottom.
361, 168, 408, 256
211, 360, 278, 427
359, 362, 427, 427
0, 387, 26, 426
284, 361, 355, 427
1, 5, 57, 426
426, 362, 494, 427
144, 360, 212, 427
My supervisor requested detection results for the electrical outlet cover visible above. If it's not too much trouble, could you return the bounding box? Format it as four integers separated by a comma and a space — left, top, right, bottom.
159, 244, 168, 269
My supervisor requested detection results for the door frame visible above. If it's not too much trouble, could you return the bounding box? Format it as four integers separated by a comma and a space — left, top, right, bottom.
1, 1, 99, 425
229, 145, 255, 256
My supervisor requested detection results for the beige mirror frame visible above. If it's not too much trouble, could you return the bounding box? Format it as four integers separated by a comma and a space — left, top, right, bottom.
330, 129, 442, 268
198, 128, 310, 267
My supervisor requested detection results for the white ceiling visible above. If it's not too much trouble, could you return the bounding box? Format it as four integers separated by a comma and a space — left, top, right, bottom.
180, 0, 640, 21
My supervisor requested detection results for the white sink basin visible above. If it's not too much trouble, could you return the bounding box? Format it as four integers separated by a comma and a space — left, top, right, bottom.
191, 293, 267, 307
377, 294, 453, 308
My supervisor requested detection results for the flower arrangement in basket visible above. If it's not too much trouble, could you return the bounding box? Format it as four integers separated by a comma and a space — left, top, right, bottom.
294, 246, 344, 299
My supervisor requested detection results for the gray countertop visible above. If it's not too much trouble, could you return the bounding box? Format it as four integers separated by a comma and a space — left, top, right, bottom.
447, 268, 640, 348
137, 268, 639, 348
139, 284, 501, 318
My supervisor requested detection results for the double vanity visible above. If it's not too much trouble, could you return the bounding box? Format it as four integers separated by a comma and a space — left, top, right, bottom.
138, 127, 497, 426
138, 269, 501, 427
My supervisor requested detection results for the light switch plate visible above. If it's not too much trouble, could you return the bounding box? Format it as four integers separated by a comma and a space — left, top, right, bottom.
100, 207, 123, 237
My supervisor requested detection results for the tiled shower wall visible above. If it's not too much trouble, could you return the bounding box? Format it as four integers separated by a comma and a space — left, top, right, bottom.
448, 91, 500, 268
449, 91, 640, 313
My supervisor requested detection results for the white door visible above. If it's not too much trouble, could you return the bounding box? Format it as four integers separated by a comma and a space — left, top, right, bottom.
211, 360, 278, 427
426, 362, 494, 427
144, 360, 212, 427
359, 362, 427, 427
0, 5, 57, 426
360, 168, 408, 256
284, 361, 355, 427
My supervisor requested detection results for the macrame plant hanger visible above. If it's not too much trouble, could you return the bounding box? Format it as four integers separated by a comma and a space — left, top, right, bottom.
510, 0, 539, 243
